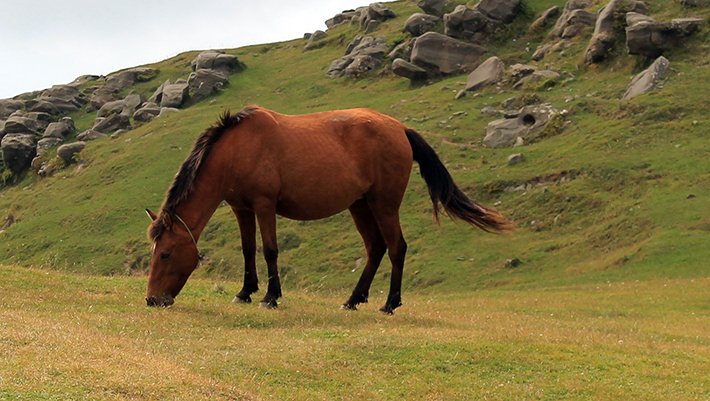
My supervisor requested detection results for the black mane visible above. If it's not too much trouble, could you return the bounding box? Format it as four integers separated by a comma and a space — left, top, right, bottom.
148, 106, 256, 241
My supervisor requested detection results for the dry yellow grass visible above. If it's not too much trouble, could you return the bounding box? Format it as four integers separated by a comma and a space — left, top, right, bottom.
0, 266, 708, 400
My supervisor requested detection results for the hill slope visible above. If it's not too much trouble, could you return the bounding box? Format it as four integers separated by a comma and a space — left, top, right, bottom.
0, 0, 709, 297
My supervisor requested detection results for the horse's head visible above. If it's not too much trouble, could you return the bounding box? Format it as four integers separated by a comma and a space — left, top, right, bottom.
145, 209, 201, 307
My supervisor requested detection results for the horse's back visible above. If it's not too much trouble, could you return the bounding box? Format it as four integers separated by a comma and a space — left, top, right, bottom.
222, 107, 413, 219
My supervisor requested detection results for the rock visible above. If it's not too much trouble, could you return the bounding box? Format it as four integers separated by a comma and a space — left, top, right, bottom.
0, 99, 24, 119
584, 0, 649, 64
410, 32, 487, 75
93, 114, 131, 134
304, 30, 328, 51
388, 39, 415, 60
97, 99, 125, 118
418, 0, 451, 16
43, 118, 75, 139
533, 1, 597, 61
677, 0, 708, 5
1, 134, 36, 173
404, 13, 441, 36
354, 3, 396, 29
191, 51, 243, 74
148, 80, 170, 105
476, 0, 521, 23
326, 9, 359, 28
76, 129, 106, 141
444, 5, 500, 43
513, 70, 561, 89
481, 106, 502, 117
327, 36, 388, 78
483, 104, 559, 148
37, 84, 88, 114
507, 153, 525, 165
160, 83, 189, 108
530, 6, 561, 31
505, 258, 522, 268
36, 137, 63, 155
106, 67, 158, 89
122, 94, 143, 117
3, 113, 45, 135
26, 100, 60, 115
623, 56, 670, 100
509, 64, 537, 81
68, 75, 100, 87
132, 105, 161, 123
626, 14, 704, 58
188, 69, 229, 101
158, 107, 180, 118
57, 141, 86, 164
462, 56, 505, 93
365, 20, 381, 33
392, 58, 429, 80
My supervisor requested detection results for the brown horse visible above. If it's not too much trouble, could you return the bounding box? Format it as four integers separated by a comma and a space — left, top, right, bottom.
146, 106, 511, 313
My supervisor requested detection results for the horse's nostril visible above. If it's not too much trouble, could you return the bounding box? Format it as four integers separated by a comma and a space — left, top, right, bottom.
146, 296, 158, 307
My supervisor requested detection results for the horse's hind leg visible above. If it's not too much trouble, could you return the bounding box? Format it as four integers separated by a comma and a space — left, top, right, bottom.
369, 205, 407, 314
255, 202, 282, 308
232, 208, 259, 303
343, 199, 387, 310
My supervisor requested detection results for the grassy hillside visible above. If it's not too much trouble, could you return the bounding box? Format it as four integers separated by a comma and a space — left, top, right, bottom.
1, 0, 709, 299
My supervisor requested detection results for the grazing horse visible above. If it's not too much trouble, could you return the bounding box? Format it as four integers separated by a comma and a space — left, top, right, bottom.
146, 106, 511, 313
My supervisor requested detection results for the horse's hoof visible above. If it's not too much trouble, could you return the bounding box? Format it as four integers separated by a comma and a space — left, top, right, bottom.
379, 305, 395, 315
232, 295, 252, 303
259, 300, 278, 309
341, 303, 358, 311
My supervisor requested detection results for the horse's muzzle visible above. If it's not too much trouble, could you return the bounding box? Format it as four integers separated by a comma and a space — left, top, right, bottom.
146, 295, 174, 307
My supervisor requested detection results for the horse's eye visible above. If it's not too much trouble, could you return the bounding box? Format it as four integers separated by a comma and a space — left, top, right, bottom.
160, 252, 170, 260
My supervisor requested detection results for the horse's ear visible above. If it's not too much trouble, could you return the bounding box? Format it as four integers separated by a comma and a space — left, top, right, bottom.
145, 209, 157, 221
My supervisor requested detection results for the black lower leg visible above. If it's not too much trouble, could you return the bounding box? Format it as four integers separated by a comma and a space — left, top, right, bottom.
380, 238, 406, 315
260, 247, 281, 308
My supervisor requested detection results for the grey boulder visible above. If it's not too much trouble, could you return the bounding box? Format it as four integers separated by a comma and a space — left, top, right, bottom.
76, 130, 107, 141
1, 134, 37, 173
410, 32, 487, 75
462, 56, 505, 93
483, 104, 559, 148
584, 0, 649, 64
93, 114, 131, 134
626, 14, 704, 58
160, 83, 189, 108
191, 51, 243, 74
57, 141, 86, 164
391, 58, 429, 81
418, 0, 451, 16
188, 69, 229, 101
623, 56, 670, 100
43, 118, 75, 139
404, 13, 441, 36
327, 36, 389, 78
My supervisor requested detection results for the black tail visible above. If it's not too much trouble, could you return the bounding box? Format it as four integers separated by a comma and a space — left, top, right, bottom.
405, 128, 513, 233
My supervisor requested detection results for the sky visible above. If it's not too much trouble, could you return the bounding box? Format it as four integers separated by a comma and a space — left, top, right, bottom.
0, 0, 371, 99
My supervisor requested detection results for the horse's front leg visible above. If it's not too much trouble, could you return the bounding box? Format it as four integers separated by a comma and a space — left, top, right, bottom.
233, 209, 259, 303
255, 202, 282, 308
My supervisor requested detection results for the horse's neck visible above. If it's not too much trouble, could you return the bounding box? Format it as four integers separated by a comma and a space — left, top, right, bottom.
174, 174, 224, 242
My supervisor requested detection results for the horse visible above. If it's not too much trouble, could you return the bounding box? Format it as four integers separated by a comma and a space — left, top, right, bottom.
145, 106, 512, 314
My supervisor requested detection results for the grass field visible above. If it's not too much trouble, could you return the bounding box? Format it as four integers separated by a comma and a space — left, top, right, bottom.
1, 266, 707, 400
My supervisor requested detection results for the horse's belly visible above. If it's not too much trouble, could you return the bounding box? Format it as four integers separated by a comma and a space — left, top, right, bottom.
275, 181, 366, 220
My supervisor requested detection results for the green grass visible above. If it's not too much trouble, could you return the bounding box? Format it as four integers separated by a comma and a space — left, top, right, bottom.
0, 266, 707, 401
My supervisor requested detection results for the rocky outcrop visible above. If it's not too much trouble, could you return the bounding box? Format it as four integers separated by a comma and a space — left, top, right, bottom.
92, 114, 131, 134
584, 0, 649, 65
88, 67, 158, 111
160, 82, 189, 108
1, 134, 36, 173
626, 14, 703, 58
188, 69, 228, 101
459, 56, 505, 96
532, 0, 597, 61
57, 142, 86, 164
326, 9, 360, 28
409, 32, 486, 75
36, 84, 88, 114
530, 6, 561, 31
353, 3, 397, 31
444, 0, 521, 43
132, 103, 162, 123
304, 30, 328, 51
328, 36, 389, 78
404, 13, 441, 37
0, 99, 24, 119
392, 58, 429, 80
43, 118, 75, 139
76, 130, 107, 141
418, 0, 451, 16
191, 51, 242, 75
483, 104, 560, 148
623, 56, 670, 100
513, 70, 561, 90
